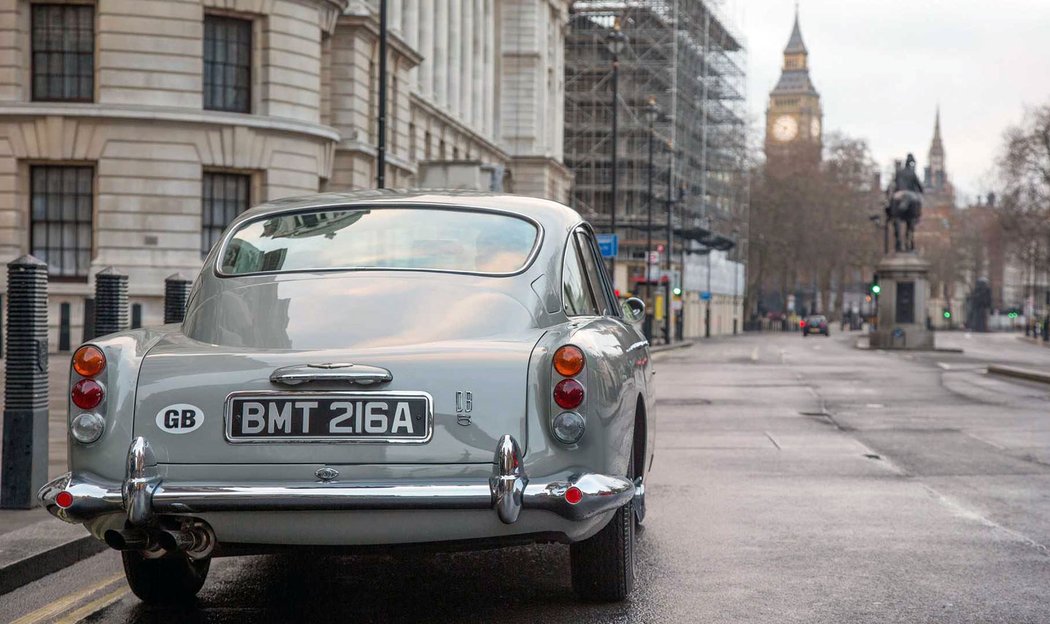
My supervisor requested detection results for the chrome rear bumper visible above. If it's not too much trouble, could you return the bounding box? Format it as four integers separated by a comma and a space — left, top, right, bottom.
39, 435, 634, 527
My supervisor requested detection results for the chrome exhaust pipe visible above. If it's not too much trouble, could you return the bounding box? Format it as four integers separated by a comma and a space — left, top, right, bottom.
156, 523, 215, 560
104, 528, 157, 551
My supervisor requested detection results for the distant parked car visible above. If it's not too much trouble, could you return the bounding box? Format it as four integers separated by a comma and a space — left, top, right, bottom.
801, 315, 829, 336
39, 191, 654, 604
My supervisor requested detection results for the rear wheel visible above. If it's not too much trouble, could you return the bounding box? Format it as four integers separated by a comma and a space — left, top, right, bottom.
122, 550, 210, 604
570, 453, 636, 602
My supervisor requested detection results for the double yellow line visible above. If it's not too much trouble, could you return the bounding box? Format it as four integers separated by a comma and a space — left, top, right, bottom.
11, 573, 129, 624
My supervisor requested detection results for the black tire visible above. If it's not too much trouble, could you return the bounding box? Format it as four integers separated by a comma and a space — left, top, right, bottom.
570, 453, 635, 602
122, 550, 210, 604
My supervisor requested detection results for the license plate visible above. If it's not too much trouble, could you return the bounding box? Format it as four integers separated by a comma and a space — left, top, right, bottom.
225, 392, 432, 443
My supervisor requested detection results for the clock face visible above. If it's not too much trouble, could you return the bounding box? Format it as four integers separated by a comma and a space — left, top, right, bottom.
772, 115, 798, 142
810, 118, 821, 138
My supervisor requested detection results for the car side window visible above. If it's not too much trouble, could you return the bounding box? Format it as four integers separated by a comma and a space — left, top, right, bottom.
562, 237, 599, 316
574, 231, 615, 316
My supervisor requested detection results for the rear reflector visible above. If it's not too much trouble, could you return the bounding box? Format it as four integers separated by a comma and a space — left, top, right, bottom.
55, 491, 74, 509
565, 486, 583, 505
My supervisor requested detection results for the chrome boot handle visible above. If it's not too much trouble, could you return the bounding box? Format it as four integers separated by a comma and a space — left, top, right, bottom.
270, 363, 393, 386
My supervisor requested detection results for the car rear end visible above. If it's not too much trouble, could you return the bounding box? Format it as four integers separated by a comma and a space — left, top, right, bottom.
42, 200, 633, 555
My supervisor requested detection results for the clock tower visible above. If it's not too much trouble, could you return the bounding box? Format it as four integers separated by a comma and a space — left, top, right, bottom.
765, 8, 823, 165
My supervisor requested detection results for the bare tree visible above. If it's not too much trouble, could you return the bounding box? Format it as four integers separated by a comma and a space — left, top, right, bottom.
993, 102, 1050, 310
747, 133, 880, 320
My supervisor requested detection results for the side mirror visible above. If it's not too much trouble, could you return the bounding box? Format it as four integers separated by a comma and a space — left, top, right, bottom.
622, 297, 645, 323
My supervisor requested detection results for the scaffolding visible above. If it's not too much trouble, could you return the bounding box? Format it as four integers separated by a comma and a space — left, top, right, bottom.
565, 0, 749, 284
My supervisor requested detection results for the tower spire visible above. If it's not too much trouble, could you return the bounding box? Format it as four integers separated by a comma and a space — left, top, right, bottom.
929, 107, 944, 157
785, 4, 807, 54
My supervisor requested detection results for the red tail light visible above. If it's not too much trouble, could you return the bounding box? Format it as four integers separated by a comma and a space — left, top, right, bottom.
553, 379, 585, 409
71, 379, 103, 410
800, 321, 806, 327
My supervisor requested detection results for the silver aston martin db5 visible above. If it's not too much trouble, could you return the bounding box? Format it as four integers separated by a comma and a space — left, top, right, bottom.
39, 191, 655, 603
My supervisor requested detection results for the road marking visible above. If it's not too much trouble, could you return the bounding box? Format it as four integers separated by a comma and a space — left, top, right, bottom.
10, 573, 124, 624
923, 485, 1049, 555
865, 403, 884, 408
750, 347, 759, 362
937, 362, 951, 370
54, 587, 129, 624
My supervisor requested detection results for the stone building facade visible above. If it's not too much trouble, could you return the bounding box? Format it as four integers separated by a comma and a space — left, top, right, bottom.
0, 0, 572, 350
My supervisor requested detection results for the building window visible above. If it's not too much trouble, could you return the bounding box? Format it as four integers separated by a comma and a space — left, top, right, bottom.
202, 172, 250, 256
203, 15, 252, 113
31, 4, 95, 102
30, 166, 94, 278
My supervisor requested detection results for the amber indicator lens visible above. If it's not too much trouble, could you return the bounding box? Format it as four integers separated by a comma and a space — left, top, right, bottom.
72, 345, 106, 377
71, 379, 104, 410
553, 345, 585, 377
553, 379, 585, 410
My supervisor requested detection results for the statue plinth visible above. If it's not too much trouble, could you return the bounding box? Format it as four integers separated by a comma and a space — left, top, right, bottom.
870, 252, 934, 350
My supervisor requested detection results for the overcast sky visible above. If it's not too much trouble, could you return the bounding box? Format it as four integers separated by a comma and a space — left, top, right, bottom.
725, 0, 1050, 202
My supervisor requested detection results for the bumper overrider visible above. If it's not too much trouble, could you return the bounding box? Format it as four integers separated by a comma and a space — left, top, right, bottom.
39, 435, 635, 527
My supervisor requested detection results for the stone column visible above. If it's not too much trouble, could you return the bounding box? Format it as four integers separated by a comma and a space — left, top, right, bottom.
418, 0, 433, 97
405, 0, 419, 86
462, 0, 474, 127
434, 0, 448, 108
484, 0, 497, 137
389, 0, 402, 36
472, 0, 483, 129
448, 0, 462, 119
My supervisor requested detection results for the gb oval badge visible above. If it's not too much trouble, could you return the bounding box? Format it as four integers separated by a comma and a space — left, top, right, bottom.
156, 404, 205, 434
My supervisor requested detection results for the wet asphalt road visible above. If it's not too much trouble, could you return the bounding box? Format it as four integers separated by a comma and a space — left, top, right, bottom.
7, 331, 1050, 623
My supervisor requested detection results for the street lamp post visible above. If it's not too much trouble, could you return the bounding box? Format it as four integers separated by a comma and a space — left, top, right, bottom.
644, 97, 660, 342
664, 140, 674, 345
705, 245, 712, 338
606, 22, 626, 284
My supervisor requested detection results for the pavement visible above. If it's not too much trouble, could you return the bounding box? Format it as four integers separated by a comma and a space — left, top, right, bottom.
5, 332, 1050, 622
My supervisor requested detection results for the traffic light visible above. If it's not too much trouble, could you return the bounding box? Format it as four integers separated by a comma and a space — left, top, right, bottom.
870, 272, 881, 295
943, 308, 951, 319
672, 287, 682, 297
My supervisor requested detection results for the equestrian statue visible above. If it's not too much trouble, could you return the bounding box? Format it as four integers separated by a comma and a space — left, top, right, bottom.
885, 154, 924, 252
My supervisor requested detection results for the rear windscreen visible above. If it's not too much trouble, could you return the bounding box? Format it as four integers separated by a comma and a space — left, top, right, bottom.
219, 207, 539, 276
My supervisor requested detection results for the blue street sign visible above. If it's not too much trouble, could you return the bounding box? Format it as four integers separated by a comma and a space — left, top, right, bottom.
597, 234, 619, 258
700, 291, 712, 301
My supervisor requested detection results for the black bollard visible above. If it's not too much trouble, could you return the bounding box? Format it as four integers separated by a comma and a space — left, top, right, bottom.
1, 255, 49, 508
163, 273, 192, 324
94, 267, 128, 337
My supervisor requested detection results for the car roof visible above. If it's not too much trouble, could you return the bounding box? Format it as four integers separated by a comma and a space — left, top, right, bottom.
234, 190, 585, 233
